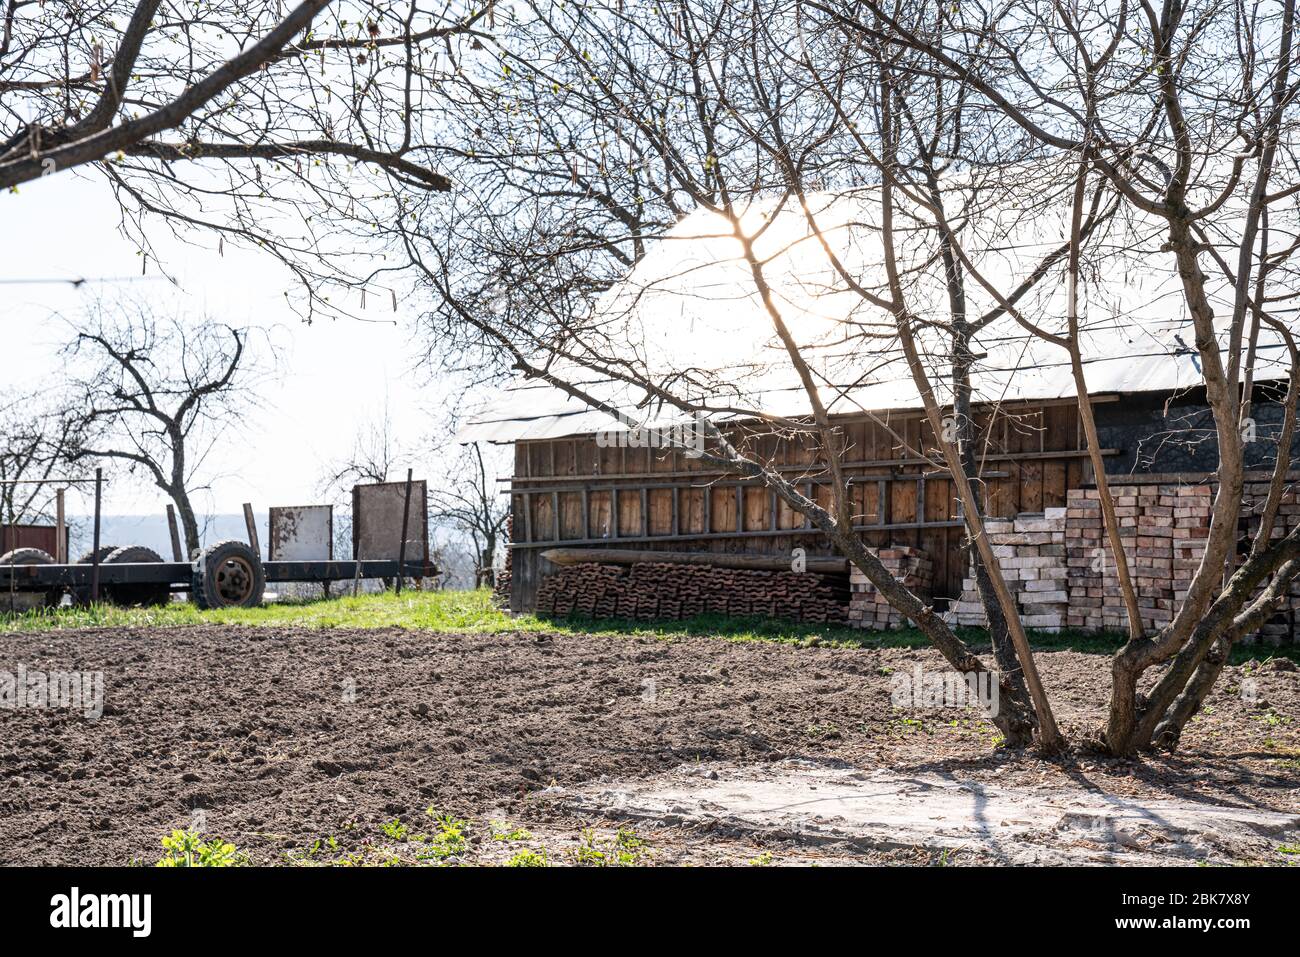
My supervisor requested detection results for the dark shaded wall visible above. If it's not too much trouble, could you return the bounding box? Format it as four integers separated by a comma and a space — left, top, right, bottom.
1095, 384, 1299, 476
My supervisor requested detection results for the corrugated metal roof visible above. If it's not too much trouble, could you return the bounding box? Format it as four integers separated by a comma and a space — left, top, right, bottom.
458, 189, 1292, 443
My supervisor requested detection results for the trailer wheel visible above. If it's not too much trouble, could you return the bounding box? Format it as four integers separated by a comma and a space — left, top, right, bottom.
193, 540, 265, 609
103, 546, 170, 607
0, 548, 62, 612
70, 545, 118, 606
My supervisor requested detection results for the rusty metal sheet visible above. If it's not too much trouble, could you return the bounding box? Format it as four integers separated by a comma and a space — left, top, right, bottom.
0, 524, 67, 557
351, 480, 428, 562
267, 505, 334, 562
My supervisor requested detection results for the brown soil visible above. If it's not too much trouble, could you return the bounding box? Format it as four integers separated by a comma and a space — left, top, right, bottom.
0, 626, 1296, 865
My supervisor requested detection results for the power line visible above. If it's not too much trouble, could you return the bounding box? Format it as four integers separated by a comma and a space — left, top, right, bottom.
0, 275, 168, 286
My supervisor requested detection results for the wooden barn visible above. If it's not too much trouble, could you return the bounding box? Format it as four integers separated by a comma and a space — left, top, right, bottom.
474, 385, 1293, 616
495, 398, 1096, 611
459, 195, 1298, 632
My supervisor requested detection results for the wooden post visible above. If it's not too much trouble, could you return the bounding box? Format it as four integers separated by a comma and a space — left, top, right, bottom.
90, 468, 103, 604
324, 506, 333, 600
166, 504, 184, 562
396, 468, 413, 595
55, 488, 66, 563
242, 503, 261, 559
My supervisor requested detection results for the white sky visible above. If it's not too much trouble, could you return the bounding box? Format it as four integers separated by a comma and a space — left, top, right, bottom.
1, 169, 452, 517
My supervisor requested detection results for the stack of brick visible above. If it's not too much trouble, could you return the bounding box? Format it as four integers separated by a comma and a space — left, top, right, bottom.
1242, 480, 1300, 644
1169, 485, 1213, 621
848, 546, 932, 629
1066, 484, 1212, 633
1063, 480, 1300, 644
534, 561, 849, 624
1064, 489, 1107, 629
945, 509, 1070, 632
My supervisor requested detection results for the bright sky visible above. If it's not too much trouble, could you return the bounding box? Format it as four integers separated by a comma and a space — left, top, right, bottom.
1, 168, 449, 517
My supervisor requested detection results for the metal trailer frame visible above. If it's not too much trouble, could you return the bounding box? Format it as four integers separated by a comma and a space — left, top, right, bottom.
1, 468, 437, 607
0, 558, 439, 594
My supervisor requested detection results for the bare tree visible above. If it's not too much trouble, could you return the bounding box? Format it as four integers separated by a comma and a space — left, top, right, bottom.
406, 0, 1067, 747
0, 394, 79, 527
63, 300, 267, 554
430, 441, 508, 587
822, 0, 1300, 753
322, 391, 402, 490
321, 391, 508, 588
1, 0, 494, 316
407, 0, 1300, 756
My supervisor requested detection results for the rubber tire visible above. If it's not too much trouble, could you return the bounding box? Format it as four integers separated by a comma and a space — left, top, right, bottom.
103, 545, 170, 607
70, 545, 118, 606
192, 540, 265, 610
0, 548, 62, 612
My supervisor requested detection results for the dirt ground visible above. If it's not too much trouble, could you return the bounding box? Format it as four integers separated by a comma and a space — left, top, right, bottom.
0, 625, 1297, 866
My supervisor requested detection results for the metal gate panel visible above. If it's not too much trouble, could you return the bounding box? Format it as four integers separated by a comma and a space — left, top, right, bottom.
267, 505, 334, 562
351, 481, 428, 562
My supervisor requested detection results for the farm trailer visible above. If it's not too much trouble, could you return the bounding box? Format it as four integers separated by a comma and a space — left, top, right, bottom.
0, 543, 440, 610
0, 471, 438, 610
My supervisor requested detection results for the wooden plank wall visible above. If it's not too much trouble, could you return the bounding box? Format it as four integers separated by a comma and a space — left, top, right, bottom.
508, 401, 1093, 613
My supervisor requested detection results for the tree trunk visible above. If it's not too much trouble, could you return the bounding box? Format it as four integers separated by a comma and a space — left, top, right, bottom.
952, 323, 1035, 746
1102, 218, 1248, 756
830, 529, 1037, 746
172, 490, 201, 557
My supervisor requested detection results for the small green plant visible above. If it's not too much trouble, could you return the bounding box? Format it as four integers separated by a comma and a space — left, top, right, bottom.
1278, 844, 1300, 855
380, 819, 409, 842
505, 848, 549, 867
490, 821, 533, 842
287, 835, 340, 863
417, 810, 470, 862
613, 827, 650, 866
747, 851, 774, 866
156, 829, 248, 867
890, 716, 928, 735
804, 722, 841, 739
574, 827, 651, 866
936, 847, 959, 867
574, 828, 607, 865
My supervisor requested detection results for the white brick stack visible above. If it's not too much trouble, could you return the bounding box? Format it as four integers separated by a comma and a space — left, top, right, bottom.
945, 508, 1070, 633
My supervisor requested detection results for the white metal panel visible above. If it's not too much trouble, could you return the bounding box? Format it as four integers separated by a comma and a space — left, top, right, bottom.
267, 505, 333, 562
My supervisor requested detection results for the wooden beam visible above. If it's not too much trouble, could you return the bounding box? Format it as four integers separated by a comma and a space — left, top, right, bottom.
498, 452, 1068, 483
509, 518, 966, 549
165, 504, 184, 562
242, 502, 261, 559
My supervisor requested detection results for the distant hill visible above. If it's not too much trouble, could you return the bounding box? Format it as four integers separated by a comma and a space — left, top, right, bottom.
65, 513, 269, 560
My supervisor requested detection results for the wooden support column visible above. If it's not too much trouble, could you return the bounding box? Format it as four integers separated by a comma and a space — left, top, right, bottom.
242, 503, 261, 558
166, 505, 184, 562
54, 488, 66, 563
